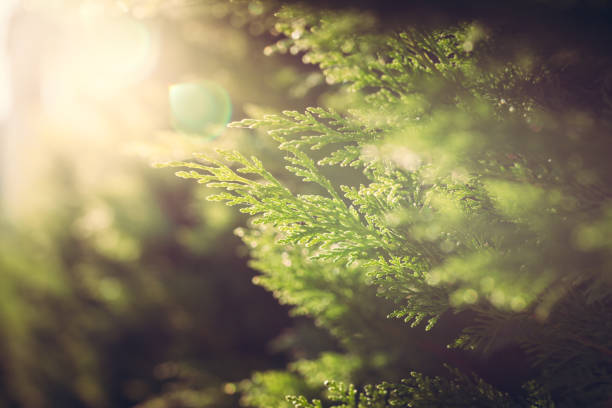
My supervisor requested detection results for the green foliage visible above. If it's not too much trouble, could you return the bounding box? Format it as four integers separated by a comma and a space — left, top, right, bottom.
165, 1, 612, 407
238, 370, 311, 408
286, 367, 555, 408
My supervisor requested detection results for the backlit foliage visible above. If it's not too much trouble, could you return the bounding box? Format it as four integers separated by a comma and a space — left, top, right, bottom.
164, 2, 612, 407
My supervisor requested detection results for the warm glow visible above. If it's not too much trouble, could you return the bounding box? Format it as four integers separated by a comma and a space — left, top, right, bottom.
49, 16, 156, 99
0, 2, 164, 218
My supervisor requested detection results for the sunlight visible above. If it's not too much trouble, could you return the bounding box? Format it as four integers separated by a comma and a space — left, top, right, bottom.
60, 17, 155, 98
0, 0, 16, 121
43, 13, 157, 106
0, 2, 161, 218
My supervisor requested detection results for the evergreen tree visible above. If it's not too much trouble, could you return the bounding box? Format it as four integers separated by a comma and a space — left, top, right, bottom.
162, 1, 612, 406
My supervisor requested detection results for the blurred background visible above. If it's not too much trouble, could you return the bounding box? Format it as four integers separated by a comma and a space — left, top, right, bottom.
0, 1, 332, 406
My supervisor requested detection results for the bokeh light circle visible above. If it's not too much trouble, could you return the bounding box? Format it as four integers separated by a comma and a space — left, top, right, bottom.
169, 80, 232, 139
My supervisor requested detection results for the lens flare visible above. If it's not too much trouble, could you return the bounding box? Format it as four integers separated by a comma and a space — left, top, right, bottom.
169, 80, 232, 139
